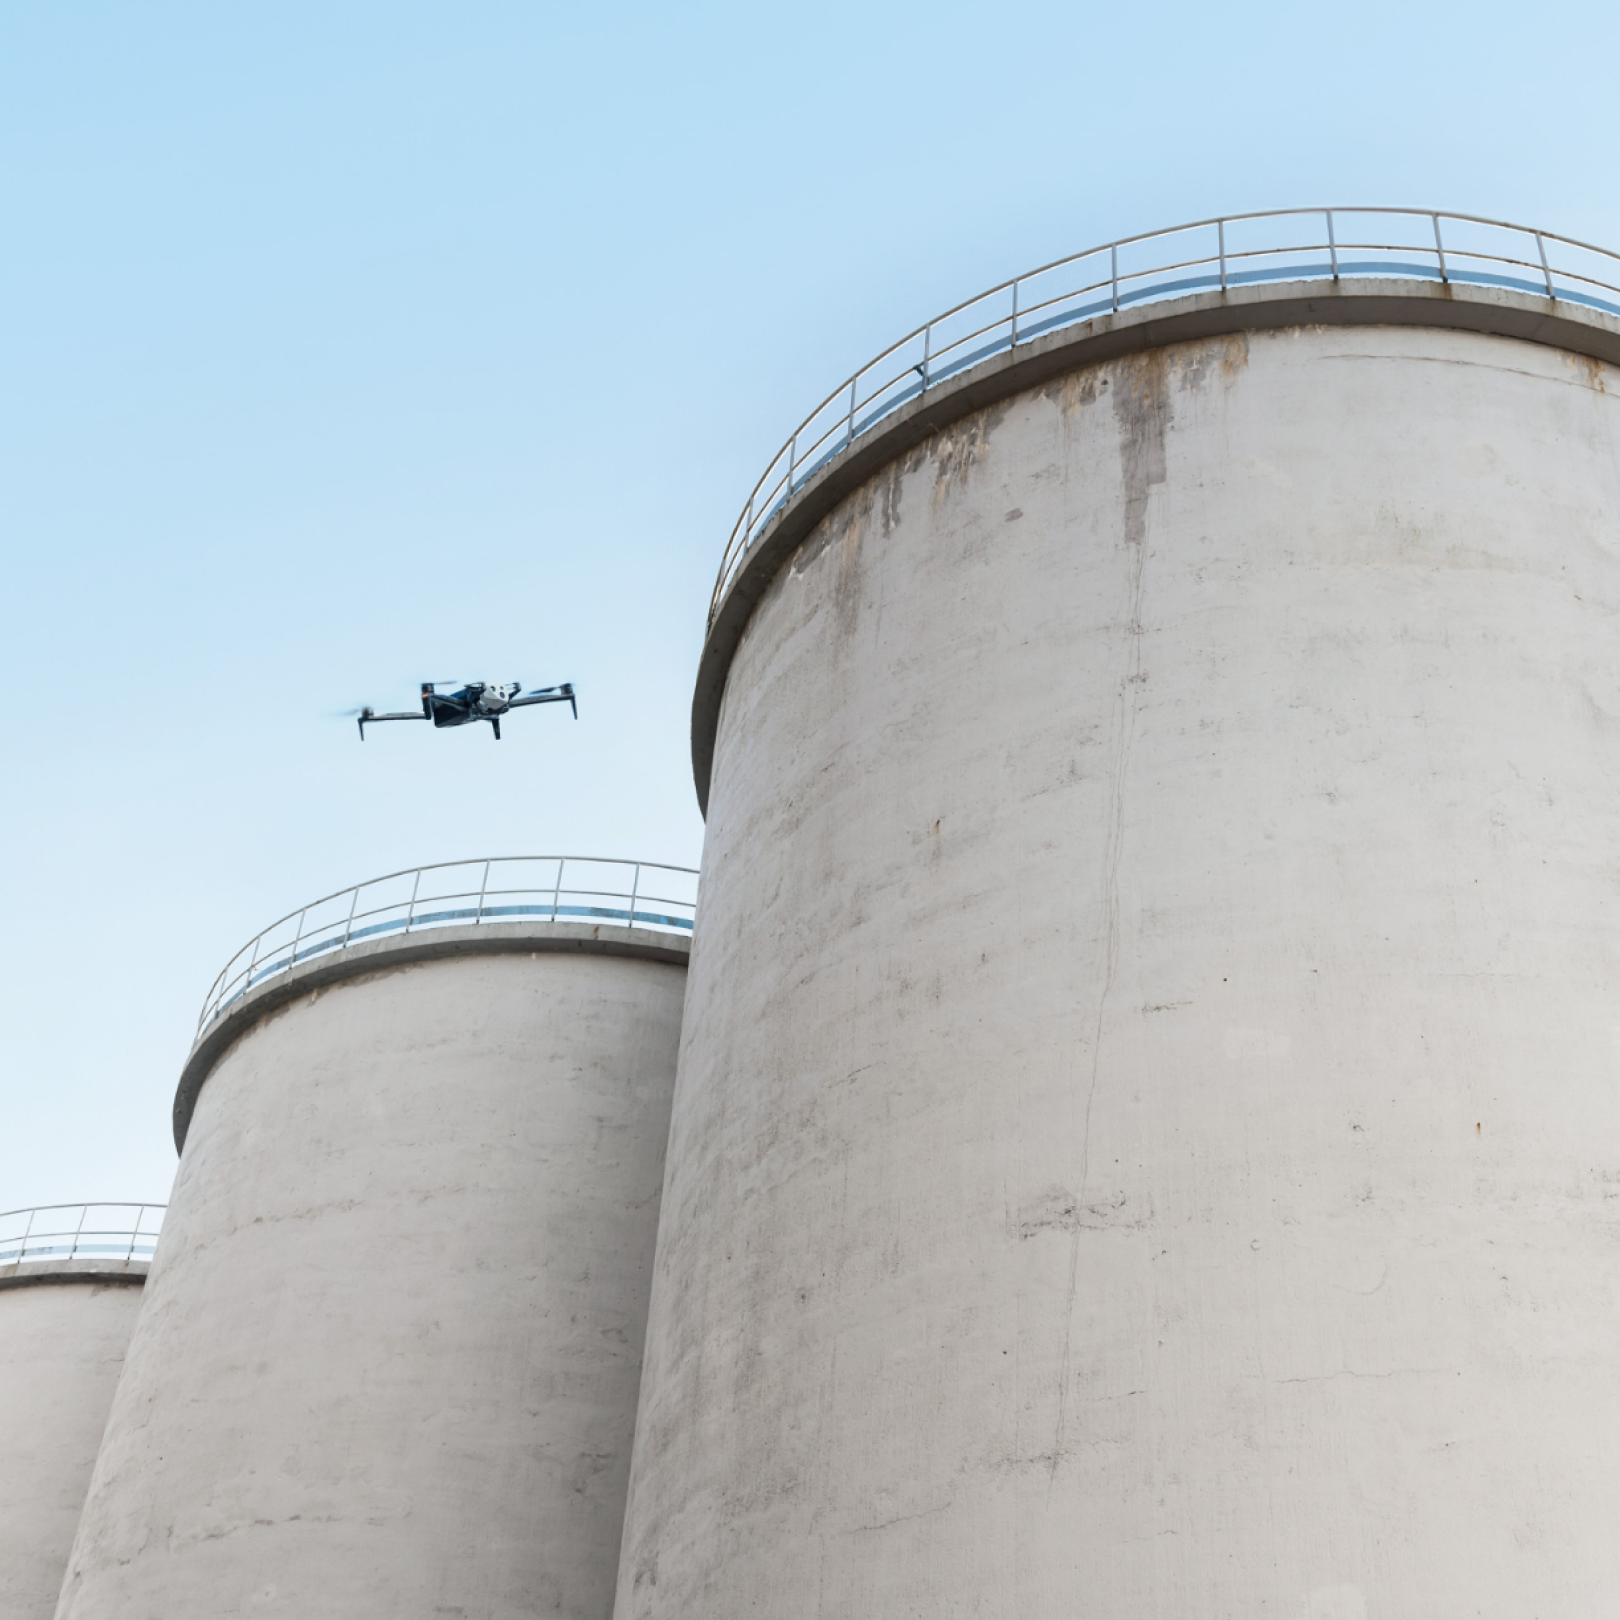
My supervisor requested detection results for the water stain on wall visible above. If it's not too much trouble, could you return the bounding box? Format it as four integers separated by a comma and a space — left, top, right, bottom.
1112, 350, 1171, 551
928, 403, 1010, 508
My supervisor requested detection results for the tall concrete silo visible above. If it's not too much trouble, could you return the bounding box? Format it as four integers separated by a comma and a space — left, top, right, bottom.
619, 212, 1620, 1618
56, 856, 694, 1620
0, 1205, 160, 1620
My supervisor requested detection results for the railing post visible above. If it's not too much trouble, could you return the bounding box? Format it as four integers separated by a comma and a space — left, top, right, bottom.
627, 863, 641, 928
921, 323, 931, 389
1536, 232, 1556, 300
405, 868, 421, 933
1326, 209, 1339, 279
291, 907, 307, 966
1010, 279, 1019, 347
845, 376, 857, 446
341, 883, 360, 950
1432, 213, 1449, 283
786, 435, 796, 495
477, 859, 490, 923
1218, 218, 1227, 292
20, 1206, 36, 1263
1111, 243, 1119, 313
71, 1204, 87, 1264
551, 859, 564, 923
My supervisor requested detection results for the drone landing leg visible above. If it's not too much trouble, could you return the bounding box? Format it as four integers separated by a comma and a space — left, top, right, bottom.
492, 718, 501, 741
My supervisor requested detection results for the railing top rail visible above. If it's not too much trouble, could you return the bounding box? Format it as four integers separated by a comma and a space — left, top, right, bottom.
0, 1203, 167, 1269
197, 855, 700, 1035
920, 206, 1619, 306
217, 854, 698, 958
0, 1202, 163, 1220
710, 207, 1620, 627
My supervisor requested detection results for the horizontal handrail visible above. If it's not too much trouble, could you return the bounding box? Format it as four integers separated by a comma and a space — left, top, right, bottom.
0, 1203, 166, 1269
710, 207, 1620, 626
197, 856, 700, 1034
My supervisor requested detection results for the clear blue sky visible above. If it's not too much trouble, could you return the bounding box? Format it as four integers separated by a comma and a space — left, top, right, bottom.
4, 0, 1618, 1212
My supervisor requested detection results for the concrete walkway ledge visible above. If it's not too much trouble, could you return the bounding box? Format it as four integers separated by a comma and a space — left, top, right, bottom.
0, 1260, 151, 1292
173, 920, 692, 1151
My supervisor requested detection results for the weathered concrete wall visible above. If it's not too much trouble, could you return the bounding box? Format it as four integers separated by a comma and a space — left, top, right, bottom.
622, 323, 1620, 1618
58, 946, 686, 1620
0, 1279, 145, 1620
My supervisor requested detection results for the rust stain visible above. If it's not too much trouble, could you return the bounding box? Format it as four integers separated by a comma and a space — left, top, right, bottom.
1046, 334, 1246, 417
1112, 349, 1171, 551
928, 401, 1009, 505
1046, 365, 1106, 414
1176, 330, 1250, 392
831, 489, 871, 637
788, 484, 866, 581
879, 460, 905, 535
1570, 353, 1609, 394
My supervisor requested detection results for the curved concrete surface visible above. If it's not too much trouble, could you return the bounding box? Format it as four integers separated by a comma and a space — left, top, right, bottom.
626, 319, 1620, 1616
175, 920, 691, 1150
0, 1276, 146, 1620
692, 274, 1620, 810
61, 932, 687, 1620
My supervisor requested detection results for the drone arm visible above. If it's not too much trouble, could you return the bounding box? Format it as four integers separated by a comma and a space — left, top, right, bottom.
508, 683, 577, 717
357, 709, 429, 740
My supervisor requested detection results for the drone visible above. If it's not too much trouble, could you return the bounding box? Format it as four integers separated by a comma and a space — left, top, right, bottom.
357, 681, 577, 742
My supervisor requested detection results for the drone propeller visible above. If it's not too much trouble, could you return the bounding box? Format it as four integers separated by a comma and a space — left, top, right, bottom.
525, 682, 578, 717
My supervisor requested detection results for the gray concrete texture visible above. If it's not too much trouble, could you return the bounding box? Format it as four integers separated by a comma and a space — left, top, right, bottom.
621, 323, 1620, 1617
0, 1278, 146, 1620
58, 945, 686, 1619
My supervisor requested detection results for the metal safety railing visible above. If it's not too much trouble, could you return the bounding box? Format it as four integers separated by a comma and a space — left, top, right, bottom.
0, 1203, 165, 1269
197, 856, 699, 1034
712, 207, 1620, 625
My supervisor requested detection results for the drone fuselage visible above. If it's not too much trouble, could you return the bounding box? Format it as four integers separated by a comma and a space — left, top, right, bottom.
425, 682, 528, 724
357, 679, 574, 741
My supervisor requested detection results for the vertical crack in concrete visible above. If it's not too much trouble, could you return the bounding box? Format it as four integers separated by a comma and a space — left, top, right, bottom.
1051, 353, 1168, 1478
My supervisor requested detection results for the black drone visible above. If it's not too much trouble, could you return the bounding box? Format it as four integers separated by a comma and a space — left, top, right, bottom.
358, 681, 577, 742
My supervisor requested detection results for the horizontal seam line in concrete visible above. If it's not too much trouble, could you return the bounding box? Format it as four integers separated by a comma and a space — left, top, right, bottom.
172, 921, 691, 1154
689, 275, 1620, 815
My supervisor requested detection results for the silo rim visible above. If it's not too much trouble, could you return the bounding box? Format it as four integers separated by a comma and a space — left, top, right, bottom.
172, 918, 691, 1156
0, 1260, 150, 1292
690, 272, 1620, 816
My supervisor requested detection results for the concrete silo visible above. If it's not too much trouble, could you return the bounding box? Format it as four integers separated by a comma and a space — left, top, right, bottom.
56, 857, 694, 1620
619, 212, 1620, 1618
0, 1205, 160, 1620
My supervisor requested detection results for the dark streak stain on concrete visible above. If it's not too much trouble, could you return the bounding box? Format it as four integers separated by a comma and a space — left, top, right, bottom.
1112, 351, 1171, 552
